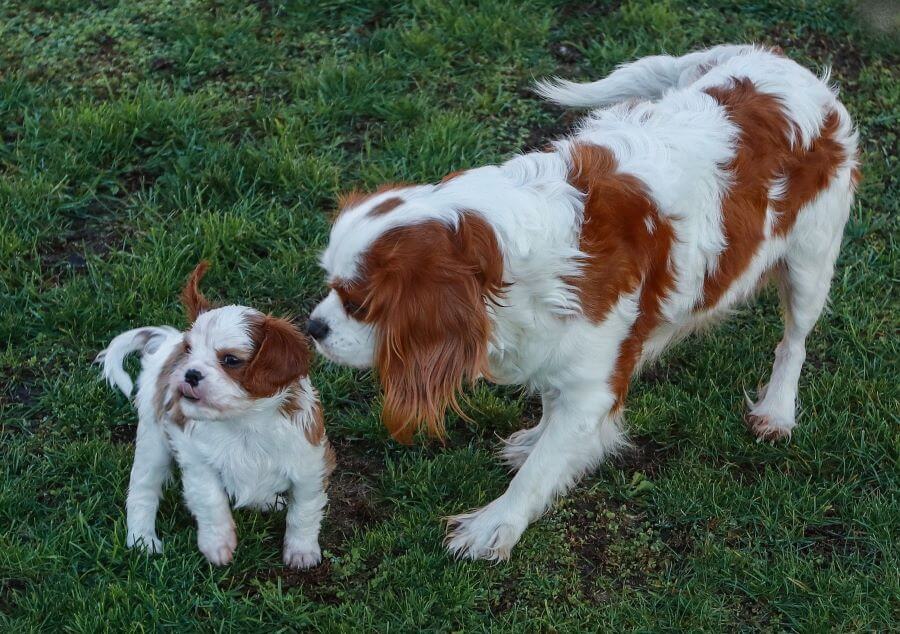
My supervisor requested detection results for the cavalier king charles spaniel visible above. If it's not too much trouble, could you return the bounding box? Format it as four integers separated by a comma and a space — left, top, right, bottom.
98, 262, 334, 568
307, 45, 859, 560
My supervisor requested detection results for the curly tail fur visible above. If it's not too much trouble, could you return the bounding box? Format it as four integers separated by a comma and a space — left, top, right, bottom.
95, 326, 179, 397
534, 44, 759, 108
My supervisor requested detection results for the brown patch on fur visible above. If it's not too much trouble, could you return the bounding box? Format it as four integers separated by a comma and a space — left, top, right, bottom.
350, 213, 504, 442
699, 79, 850, 308
771, 110, 847, 235
304, 401, 326, 446
181, 261, 212, 322
278, 385, 325, 445
367, 196, 404, 217
440, 169, 466, 184
567, 144, 661, 320
850, 166, 862, 187
322, 440, 337, 489
566, 143, 676, 405
241, 315, 311, 398
699, 79, 792, 309
769, 45, 785, 56
154, 342, 188, 426
336, 183, 410, 218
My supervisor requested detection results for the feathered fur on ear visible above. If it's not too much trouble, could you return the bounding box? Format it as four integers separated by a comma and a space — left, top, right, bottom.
181, 261, 212, 322
364, 213, 504, 443
242, 316, 311, 397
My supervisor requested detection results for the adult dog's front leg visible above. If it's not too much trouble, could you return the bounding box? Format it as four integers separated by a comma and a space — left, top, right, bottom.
446, 387, 626, 560
497, 392, 551, 471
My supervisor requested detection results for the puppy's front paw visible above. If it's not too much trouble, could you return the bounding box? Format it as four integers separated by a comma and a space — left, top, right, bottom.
283, 540, 322, 569
197, 522, 237, 566
445, 499, 527, 561
127, 532, 163, 554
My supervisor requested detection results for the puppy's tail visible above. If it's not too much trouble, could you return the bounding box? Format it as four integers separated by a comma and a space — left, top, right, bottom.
534, 44, 758, 108
95, 327, 180, 397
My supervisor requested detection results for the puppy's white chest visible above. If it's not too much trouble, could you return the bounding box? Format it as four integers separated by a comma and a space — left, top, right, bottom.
179, 421, 297, 509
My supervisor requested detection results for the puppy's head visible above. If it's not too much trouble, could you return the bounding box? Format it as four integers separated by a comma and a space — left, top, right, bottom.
308, 187, 504, 442
163, 262, 311, 422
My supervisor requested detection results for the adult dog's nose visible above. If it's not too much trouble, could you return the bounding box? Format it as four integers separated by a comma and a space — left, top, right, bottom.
184, 369, 203, 387
305, 318, 330, 341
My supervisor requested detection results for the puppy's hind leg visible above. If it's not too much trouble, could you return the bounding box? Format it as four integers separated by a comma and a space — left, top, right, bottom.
283, 443, 333, 569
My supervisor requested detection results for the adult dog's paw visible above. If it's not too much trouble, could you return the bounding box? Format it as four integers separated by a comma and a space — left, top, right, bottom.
445, 500, 527, 561
745, 389, 796, 443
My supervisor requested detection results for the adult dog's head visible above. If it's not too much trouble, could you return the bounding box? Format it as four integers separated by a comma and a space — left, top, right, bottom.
308, 183, 504, 442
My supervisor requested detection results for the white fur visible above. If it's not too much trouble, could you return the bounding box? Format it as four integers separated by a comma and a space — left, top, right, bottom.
312, 45, 858, 560
97, 307, 331, 568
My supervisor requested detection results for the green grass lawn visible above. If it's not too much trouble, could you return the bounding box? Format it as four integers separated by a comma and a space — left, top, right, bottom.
2, 0, 897, 630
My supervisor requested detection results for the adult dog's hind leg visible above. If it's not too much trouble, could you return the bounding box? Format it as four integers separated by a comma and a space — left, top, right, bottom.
747, 184, 850, 441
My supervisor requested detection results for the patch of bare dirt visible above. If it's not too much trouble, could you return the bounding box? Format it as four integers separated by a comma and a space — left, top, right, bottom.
39, 200, 130, 285
801, 521, 879, 563
108, 423, 136, 445
0, 577, 27, 614
1, 366, 44, 432
612, 434, 678, 479
562, 493, 691, 604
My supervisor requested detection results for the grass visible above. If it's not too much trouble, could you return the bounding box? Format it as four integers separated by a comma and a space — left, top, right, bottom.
1, 0, 897, 630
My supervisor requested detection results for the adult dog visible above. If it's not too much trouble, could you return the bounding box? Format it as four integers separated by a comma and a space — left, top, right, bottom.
308, 45, 859, 560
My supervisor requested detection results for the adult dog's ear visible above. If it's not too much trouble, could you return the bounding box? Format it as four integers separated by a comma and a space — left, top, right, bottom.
365, 213, 504, 443
242, 316, 311, 397
181, 261, 212, 322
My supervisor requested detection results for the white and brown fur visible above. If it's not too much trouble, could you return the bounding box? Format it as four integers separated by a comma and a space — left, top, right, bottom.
97, 262, 334, 568
307, 45, 859, 560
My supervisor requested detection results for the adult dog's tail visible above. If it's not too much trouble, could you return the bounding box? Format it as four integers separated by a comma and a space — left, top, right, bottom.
95, 326, 179, 397
534, 44, 759, 108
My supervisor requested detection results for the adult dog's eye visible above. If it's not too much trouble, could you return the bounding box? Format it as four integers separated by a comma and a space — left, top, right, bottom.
221, 354, 243, 367
342, 300, 362, 316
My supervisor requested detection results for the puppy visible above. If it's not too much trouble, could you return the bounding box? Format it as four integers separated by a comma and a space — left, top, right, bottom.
98, 262, 334, 568
307, 45, 859, 560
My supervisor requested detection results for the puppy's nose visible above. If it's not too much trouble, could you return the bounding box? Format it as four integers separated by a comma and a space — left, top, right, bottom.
184, 369, 203, 387
305, 318, 330, 341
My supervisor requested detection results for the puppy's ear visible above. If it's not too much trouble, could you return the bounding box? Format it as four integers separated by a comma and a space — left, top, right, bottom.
242, 316, 311, 397
181, 261, 212, 322
366, 213, 503, 443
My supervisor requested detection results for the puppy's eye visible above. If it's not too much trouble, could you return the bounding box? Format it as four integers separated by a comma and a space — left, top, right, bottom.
221, 354, 243, 367
184, 342, 192, 353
